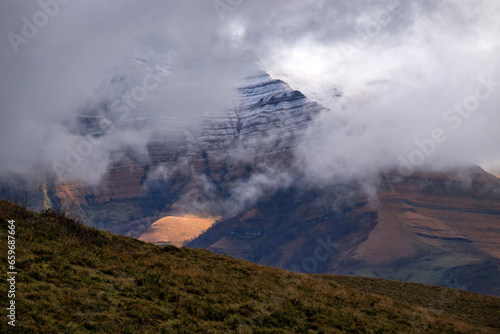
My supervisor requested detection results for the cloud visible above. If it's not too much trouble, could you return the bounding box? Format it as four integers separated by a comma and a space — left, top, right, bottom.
232, 0, 500, 180
0, 0, 499, 190
0, 0, 240, 182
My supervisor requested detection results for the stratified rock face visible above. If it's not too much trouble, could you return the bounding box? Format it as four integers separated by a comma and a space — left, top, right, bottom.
188, 166, 500, 297
54, 62, 324, 236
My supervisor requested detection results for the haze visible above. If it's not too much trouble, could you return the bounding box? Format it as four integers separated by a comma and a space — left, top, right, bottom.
1, 0, 499, 183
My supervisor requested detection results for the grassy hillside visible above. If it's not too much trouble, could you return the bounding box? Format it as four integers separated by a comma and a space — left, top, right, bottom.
1, 200, 499, 333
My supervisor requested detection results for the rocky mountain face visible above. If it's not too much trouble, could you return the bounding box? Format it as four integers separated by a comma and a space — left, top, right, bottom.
5, 59, 500, 297
47, 61, 325, 238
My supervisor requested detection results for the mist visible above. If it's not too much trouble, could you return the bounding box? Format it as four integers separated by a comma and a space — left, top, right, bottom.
236, 0, 500, 181
1, 0, 499, 190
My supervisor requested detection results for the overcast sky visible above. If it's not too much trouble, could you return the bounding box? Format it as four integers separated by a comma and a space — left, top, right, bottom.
1, 0, 499, 183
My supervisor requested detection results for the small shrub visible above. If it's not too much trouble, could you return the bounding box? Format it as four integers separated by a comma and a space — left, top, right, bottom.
163, 244, 183, 253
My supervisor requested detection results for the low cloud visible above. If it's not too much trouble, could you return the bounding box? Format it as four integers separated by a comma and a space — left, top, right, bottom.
1, 0, 499, 196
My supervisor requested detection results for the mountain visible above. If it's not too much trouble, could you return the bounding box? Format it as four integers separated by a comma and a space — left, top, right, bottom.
3, 54, 500, 297
46, 58, 325, 235
188, 166, 500, 297
1, 200, 500, 333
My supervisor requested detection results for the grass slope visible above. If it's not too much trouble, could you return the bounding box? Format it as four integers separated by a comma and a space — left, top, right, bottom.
1, 200, 499, 333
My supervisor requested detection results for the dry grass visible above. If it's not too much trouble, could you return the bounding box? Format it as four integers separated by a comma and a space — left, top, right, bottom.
0, 200, 499, 333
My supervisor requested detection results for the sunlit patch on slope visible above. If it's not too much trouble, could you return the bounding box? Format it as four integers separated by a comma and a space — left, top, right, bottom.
139, 215, 217, 247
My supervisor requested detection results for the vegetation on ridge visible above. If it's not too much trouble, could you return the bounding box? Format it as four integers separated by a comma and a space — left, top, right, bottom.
0, 200, 499, 333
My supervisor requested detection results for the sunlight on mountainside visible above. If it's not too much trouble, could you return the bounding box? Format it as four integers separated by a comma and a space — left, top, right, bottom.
139, 215, 217, 247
